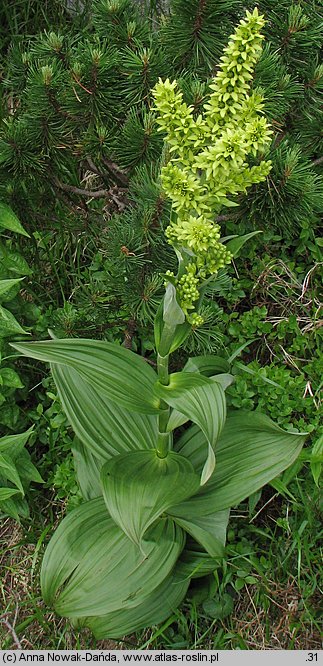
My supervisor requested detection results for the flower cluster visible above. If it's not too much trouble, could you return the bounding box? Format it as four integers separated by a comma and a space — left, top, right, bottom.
153, 8, 272, 325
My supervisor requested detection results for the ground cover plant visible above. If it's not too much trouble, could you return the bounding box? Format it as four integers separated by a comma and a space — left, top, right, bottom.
0, 0, 322, 651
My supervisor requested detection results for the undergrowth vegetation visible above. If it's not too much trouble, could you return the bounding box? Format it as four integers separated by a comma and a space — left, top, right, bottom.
0, 0, 322, 651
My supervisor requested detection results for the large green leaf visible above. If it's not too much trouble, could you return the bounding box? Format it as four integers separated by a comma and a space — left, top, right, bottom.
41, 498, 185, 618
11, 339, 160, 414
171, 411, 306, 518
172, 509, 230, 558
167, 374, 233, 432
155, 372, 226, 484
101, 449, 199, 546
72, 439, 102, 500
79, 569, 189, 639
176, 541, 220, 580
183, 355, 230, 375
51, 363, 158, 460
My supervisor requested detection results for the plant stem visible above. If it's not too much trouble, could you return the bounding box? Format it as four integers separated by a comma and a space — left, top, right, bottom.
156, 353, 170, 458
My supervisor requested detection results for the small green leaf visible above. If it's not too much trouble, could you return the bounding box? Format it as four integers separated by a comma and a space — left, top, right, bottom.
0, 278, 24, 298
0, 305, 28, 337
154, 299, 191, 355
0, 203, 30, 236
310, 434, 323, 487
0, 454, 24, 495
0, 487, 21, 501
203, 593, 234, 620
0, 367, 24, 388
17, 450, 44, 484
0, 428, 33, 459
101, 449, 199, 545
225, 231, 262, 257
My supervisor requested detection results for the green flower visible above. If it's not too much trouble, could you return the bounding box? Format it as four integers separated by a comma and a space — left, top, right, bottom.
153, 8, 272, 326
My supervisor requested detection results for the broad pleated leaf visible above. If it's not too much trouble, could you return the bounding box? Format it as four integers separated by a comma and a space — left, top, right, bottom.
171, 411, 306, 518
155, 372, 226, 484
167, 374, 232, 433
176, 543, 220, 581
172, 509, 230, 558
184, 355, 230, 375
79, 569, 189, 639
101, 449, 199, 545
41, 498, 185, 618
11, 339, 160, 414
72, 439, 102, 500
51, 363, 158, 460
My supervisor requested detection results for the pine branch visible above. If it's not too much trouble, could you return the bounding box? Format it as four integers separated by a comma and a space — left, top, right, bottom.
216, 213, 239, 222
312, 156, 323, 166
101, 156, 129, 187
54, 179, 110, 198
86, 156, 105, 177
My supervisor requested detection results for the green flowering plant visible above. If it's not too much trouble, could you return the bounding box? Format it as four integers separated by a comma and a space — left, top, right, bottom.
11, 10, 306, 640
153, 7, 272, 325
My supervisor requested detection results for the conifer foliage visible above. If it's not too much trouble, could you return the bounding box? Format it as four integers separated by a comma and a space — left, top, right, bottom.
0, 0, 322, 334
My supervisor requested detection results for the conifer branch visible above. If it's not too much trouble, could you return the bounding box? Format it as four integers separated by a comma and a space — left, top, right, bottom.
216, 213, 240, 222
312, 156, 323, 166
101, 157, 129, 187
54, 179, 110, 198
